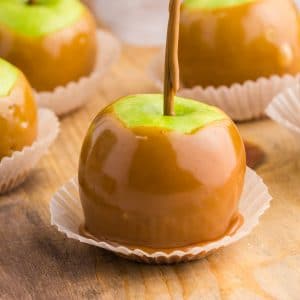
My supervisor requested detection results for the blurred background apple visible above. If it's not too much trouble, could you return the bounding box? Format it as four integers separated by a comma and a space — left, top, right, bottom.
83, 0, 300, 46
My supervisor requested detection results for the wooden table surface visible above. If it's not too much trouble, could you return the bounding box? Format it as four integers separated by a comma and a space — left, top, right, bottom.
1, 45, 300, 300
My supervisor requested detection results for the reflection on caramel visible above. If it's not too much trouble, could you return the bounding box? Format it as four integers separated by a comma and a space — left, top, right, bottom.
79, 111, 246, 249
84, 128, 117, 195
0, 10, 97, 91
179, 0, 300, 88
129, 128, 200, 194
0, 73, 37, 159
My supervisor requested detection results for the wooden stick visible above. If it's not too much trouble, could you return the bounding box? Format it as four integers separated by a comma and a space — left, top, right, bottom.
163, 0, 181, 116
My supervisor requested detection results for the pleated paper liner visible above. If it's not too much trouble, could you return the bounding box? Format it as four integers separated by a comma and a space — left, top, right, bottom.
149, 51, 300, 121
266, 83, 300, 135
50, 167, 272, 264
0, 109, 59, 194
36, 30, 121, 116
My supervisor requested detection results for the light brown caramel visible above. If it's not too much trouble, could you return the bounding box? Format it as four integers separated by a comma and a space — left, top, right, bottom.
0, 9, 97, 91
0, 72, 37, 160
78, 111, 246, 249
179, 0, 300, 88
80, 214, 244, 253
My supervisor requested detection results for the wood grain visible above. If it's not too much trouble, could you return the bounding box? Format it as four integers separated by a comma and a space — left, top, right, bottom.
1, 45, 300, 299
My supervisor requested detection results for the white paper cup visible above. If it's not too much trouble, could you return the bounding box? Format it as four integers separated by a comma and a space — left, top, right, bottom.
266, 84, 300, 135
149, 52, 300, 121
0, 109, 59, 194
36, 30, 121, 116
50, 167, 272, 264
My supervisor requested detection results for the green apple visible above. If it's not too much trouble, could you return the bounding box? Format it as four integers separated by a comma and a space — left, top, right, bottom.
0, 58, 18, 97
183, 0, 254, 10
179, 0, 300, 88
0, 0, 83, 37
79, 93, 246, 249
113, 94, 227, 134
0, 0, 97, 91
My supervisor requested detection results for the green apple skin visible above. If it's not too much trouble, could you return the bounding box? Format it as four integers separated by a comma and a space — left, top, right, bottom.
0, 0, 97, 91
183, 0, 254, 10
113, 94, 227, 133
78, 94, 246, 249
0, 0, 83, 37
0, 58, 18, 97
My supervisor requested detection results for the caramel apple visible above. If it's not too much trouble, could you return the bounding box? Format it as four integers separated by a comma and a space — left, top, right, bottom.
0, 0, 97, 91
0, 58, 37, 160
179, 0, 300, 88
78, 94, 246, 249
78, 0, 246, 251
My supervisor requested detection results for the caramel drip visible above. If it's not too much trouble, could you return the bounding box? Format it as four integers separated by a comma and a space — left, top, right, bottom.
244, 141, 266, 169
163, 0, 181, 116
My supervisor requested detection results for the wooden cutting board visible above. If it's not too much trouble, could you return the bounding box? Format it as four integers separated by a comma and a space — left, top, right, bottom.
0, 45, 299, 299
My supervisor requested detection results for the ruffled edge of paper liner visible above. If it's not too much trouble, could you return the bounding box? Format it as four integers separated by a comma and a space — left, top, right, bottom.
149, 51, 300, 121
266, 83, 300, 135
50, 167, 272, 264
0, 109, 60, 194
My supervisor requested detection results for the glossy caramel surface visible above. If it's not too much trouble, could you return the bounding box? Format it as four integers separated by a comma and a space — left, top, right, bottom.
0, 72, 37, 160
0, 9, 97, 91
79, 110, 246, 249
179, 0, 300, 88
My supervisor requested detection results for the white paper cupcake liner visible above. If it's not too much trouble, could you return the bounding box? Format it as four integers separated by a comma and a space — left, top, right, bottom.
0, 109, 59, 194
149, 52, 300, 121
266, 84, 300, 135
50, 167, 272, 264
36, 30, 121, 116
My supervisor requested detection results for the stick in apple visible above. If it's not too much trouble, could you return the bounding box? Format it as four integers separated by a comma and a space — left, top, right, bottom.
27, 0, 36, 4
163, 0, 181, 116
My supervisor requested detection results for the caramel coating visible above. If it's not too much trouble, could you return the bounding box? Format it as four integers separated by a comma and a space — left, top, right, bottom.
0, 72, 37, 160
79, 111, 246, 249
0, 9, 97, 91
179, 0, 300, 88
